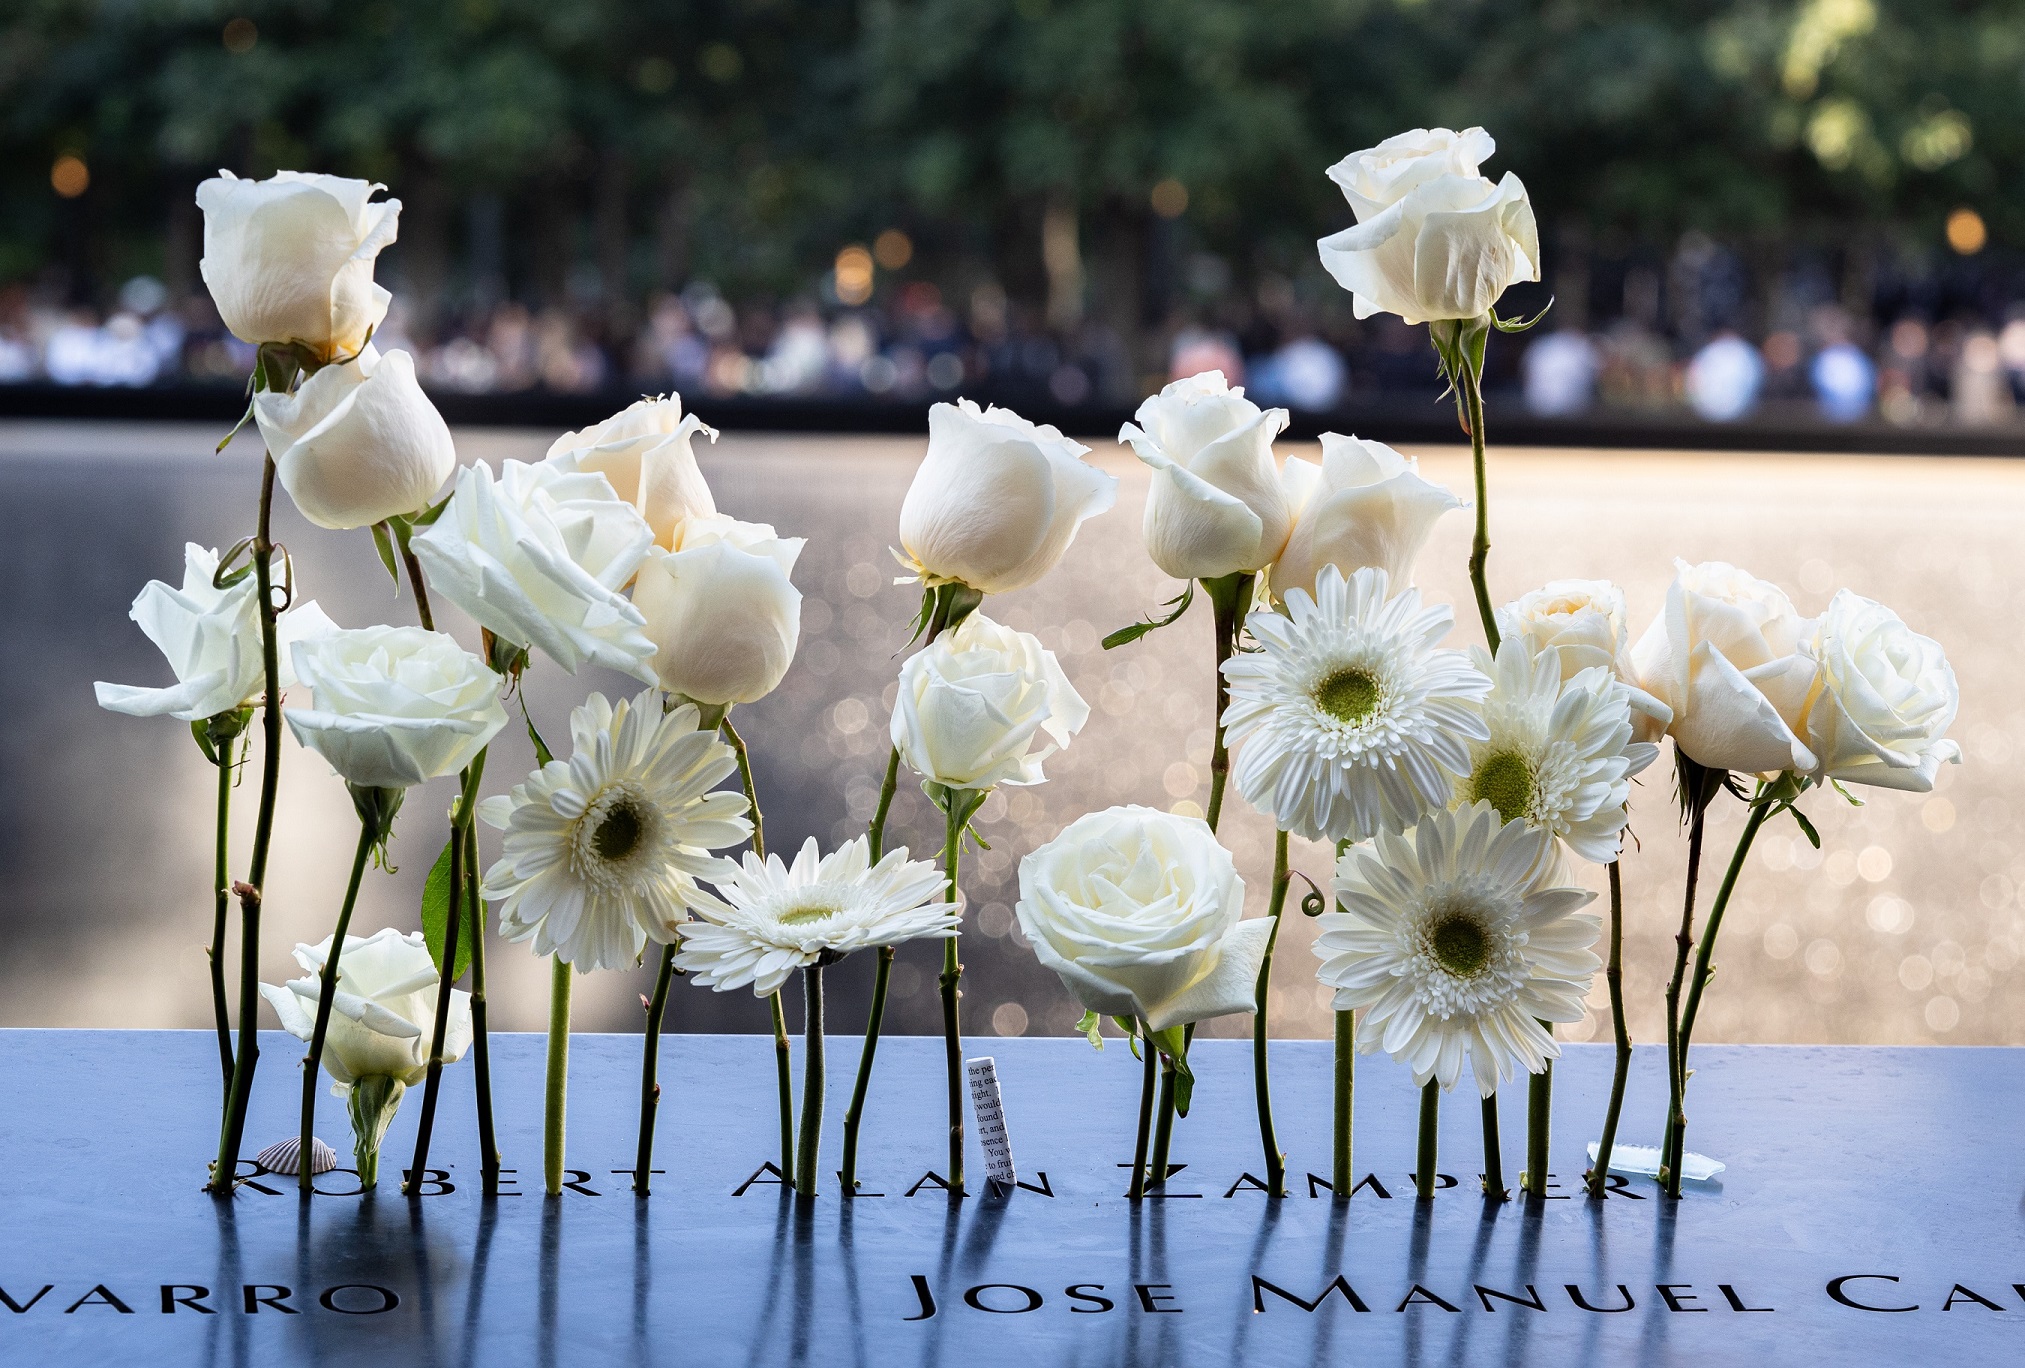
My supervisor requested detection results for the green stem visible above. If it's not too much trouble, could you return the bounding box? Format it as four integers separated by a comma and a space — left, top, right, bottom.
1416, 1081, 1439, 1200
721, 717, 762, 859
939, 796, 966, 1192
1128, 1020, 1156, 1199
1201, 571, 1252, 833
1458, 349, 1500, 652
1590, 860, 1631, 1199
1148, 1049, 1179, 1193
406, 752, 487, 1194
1666, 793, 1771, 1197
298, 816, 376, 1194
868, 747, 901, 862
395, 528, 436, 632
466, 815, 499, 1195
1482, 1094, 1508, 1200
770, 991, 795, 1185
1332, 1009, 1354, 1196
1661, 784, 1714, 1196
634, 942, 678, 1194
210, 450, 285, 1194
210, 749, 235, 1094
796, 964, 827, 1196
838, 945, 893, 1193
1252, 829, 1290, 1195
544, 955, 572, 1197
1524, 1058, 1551, 1197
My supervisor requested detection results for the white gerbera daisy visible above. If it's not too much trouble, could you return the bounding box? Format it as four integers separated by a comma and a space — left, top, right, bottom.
1316, 801, 1601, 1097
676, 836, 955, 995
479, 689, 752, 973
1456, 638, 1659, 864
1221, 564, 1491, 842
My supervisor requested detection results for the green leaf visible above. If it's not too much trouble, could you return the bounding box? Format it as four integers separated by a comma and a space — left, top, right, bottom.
1832, 779, 1865, 807
1102, 580, 1194, 649
1076, 1009, 1104, 1050
370, 522, 401, 587
409, 490, 454, 527
190, 718, 220, 765
1786, 804, 1821, 849
1491, 297, 1555, 334
420, 838, 474, 981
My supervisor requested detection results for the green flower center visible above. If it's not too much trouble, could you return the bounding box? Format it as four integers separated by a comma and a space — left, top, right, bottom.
1314, 667, 1381, 724
777, 898, 842, 926
1469, 749, 1534, 824
592, 802, 646, 862
1430, 914, 1491, 979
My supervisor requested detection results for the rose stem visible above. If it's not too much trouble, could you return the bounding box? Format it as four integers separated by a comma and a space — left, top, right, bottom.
843, 585, 967, 1191
1252, 829, 1291, 1195
1148, 1048, 1179, 1194
211, 379, 290, 1194
795, 964, 826, 1197
209, 734, 235, 1092
1128, 1019, 1156, 1199
408, 752, 486, 1194
1202, 571, 1253, 833
1661, 764, 1720, 1196
938, 792, 967, 1192
543, 955, 572, 1197
299, 812, 377, 1194
1666, 787, 1772, 1196
1332, 1008, 1354, 1197
634, 942, 678, 1195
1416, 1081, 1439, 1200
1589, 860, 1630, 1199
465, 817, 500, 1195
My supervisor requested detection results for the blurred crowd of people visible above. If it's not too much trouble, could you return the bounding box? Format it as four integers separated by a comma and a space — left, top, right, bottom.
7, 263, 2025, 430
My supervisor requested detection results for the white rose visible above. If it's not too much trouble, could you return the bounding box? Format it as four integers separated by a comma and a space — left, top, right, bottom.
632, 518, 804, 706
1317, 130, 1539, 325
252, 346, 455, 530
1270, 433, 1461, 600
1119, 371, 1293, 579
1325, 126, 1498, 220
286, 625, 507, 790
410, 459, 657, 680
545, 394, 718, 549
196, 170, 400, 361
1800, 590, 1961, 792
1015, 805, 1270, 1033
260, 928, 472, 1090
891, 612, 1089, 790
1499, 579, 1673, 743
94, 543, 338, 722
1630, 560, 1816, 775
898, 398, 1118, 593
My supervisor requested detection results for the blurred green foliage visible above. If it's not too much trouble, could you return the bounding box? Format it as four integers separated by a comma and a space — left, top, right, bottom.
1, 0, 2012, 315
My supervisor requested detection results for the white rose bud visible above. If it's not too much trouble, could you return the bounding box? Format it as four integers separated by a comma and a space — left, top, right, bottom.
1271, 433, 1461, 600
545, 394, 718, 549
261, 929, 471, 1090
286, 625, 507, 790
632, 518, 805, 706
1801, 590, 1961, 792
898, 398, 1118, 594
891, 612, 1089, 791
196, 171, 400, 361
1499, 579, 1673, 743
94, 543, 337, 722
1119, 371, 1293, 580
1317, 128, 1539, 325
1631, 561, 1817, 775
252, 346, 456, 530
1016, 805, 1270, 1033
410, 460, 657, 680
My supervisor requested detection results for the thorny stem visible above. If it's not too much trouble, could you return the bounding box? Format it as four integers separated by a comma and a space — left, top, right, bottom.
1128, 1020, 1157, 1200
1662, 768, 1722, 1196
1589, 860, 1631, 1199
407, 750, 488, 1195
466, 819, 499, 1194
634, 942, 679, 1195
1148, 1048, 1179, 1195
1252, 829, 1291, 1196
1202, 571, 1252, 832
939, 795, 966, 1193
210, 745, 235, 1093
299, 816, 376, 1194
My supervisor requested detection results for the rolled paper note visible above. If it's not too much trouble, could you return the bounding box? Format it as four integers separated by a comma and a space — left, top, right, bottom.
1587, 1141, 1725, 1183
966, 1056, 1016, 1188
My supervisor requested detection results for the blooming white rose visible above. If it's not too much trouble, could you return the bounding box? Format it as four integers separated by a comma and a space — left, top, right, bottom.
1499, 579, 1673, 743
252, 346, 455, 530
410, 459, 657, 680
196, 170, 400, 361
898, 398, 1117, 593
1631, 561, 1816, 775
1325, 126, 1498, 220
1800, 590, 1961, 792
1271, 433, 1461, 600
1317, 128, 1539, 325
1016, 805, 1270, 1033
891, 612, 1089, 790
544, 394, 718, 549
261, 928, 472, 1091
286, 625, 507, 790
632, 518, 804, 706
94, 543, 338, 721
1119, 371, 1293, 580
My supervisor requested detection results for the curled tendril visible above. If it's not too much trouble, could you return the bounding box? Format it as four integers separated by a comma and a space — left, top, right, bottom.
1292, 871, 1329, 918
211, 536, 257, 590
268, 544, 296, 612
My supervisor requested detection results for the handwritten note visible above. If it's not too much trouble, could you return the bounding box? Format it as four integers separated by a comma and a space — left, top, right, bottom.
966, 1056, 1016, 1188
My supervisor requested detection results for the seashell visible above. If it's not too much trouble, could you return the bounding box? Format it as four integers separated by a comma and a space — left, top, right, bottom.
256, 1135, 339, 1176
